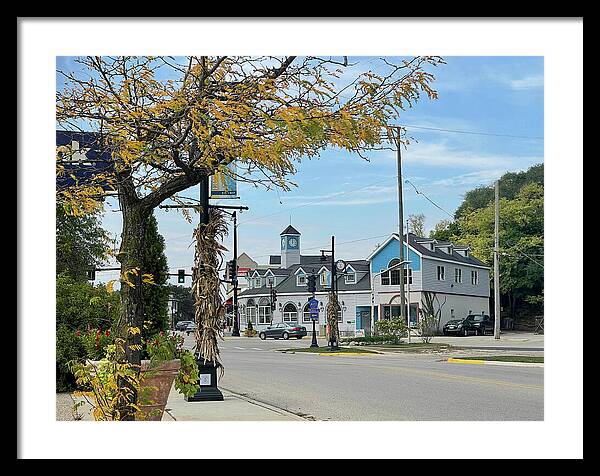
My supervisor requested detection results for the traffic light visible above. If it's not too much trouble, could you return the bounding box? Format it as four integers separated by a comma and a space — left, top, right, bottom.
307, 274, 317, 293
225, 260, 237, 281
177, 269, 185, 283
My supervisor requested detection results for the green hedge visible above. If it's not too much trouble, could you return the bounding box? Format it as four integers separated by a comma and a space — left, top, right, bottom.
56, 324, 86, 392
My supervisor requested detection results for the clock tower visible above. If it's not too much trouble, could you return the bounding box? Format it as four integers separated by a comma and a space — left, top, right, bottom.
280, 225, 301, 268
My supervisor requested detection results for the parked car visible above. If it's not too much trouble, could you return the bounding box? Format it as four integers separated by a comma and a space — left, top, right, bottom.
175, 320, 194, 331
258, 322, 307, 340
185, 322, 198, 335
443, 314, 493, 336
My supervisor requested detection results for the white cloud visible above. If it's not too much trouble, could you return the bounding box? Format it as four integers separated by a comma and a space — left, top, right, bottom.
374, 140, 543, 171
509, 75, 544, 90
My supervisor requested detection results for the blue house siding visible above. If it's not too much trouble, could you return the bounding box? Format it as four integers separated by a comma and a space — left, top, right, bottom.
370, 239, 421, 274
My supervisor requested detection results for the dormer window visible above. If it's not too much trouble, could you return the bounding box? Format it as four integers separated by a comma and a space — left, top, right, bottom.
254, 277, 261, 287
345, 271, 356, 284
267, 277, 275, 287
297, 273, 306, 286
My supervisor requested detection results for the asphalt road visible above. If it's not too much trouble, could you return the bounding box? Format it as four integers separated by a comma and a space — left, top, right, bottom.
181, 333, 544, 421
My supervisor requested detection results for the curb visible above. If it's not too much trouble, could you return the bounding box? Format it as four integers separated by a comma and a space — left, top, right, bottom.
219, 388, 308, 420
447, 358, 544, 368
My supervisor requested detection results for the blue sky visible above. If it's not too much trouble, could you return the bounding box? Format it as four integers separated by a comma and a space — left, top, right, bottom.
56, 56, 544, 285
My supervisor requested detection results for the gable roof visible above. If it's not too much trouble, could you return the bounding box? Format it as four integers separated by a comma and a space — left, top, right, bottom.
368, 233, 488, 268
280, 225, 301, 235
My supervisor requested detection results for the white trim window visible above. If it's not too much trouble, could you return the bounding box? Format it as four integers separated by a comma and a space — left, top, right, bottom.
267, 277, 275, 287
320, 271, 329, 286
283, 303, 298, 323
302, 302, 312, 323
254, 277, 262, 287
246, 299, 256, 324
403, 268, 413, 285
454, 268, 462, 284
258, 297, 271, 325
296, 273, 306, 286
345, 268, 356, 284
471, 270, 479, 285
437, 265, 445, 281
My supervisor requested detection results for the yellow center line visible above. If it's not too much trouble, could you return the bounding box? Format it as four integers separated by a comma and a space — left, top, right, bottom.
320, 360, 543, 391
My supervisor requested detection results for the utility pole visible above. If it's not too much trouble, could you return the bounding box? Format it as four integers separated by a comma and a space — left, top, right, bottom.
494, 180, 501, 339
231, 211, 240, 337
395, 127, 406, 322
406, 219, 411, 344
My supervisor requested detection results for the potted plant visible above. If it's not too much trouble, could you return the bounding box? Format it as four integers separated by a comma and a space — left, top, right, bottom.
140, 331, 199, 420
70, 328, 199, 421
243, 320, 257, 337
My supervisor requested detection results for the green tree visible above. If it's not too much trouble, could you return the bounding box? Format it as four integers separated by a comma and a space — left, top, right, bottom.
454, 164, 543, 219
142, 213, 170, 339
429, 219, 460, 242
454, 183, 544, 319
56, 203, 110, 281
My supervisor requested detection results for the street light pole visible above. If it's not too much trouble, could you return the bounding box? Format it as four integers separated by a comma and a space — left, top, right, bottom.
232, 211, 240, 337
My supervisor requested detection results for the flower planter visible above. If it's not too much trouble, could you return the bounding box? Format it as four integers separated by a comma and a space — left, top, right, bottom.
139, 359, 181, 421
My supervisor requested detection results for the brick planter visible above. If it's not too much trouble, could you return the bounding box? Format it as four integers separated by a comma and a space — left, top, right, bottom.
139, 359, 180, 421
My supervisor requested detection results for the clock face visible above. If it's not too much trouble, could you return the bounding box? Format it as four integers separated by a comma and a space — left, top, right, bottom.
336, 260, 346, 271
288, 237, 298, 249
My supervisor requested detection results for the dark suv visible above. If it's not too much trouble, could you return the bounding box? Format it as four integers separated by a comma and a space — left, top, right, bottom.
443, 314, 494, 336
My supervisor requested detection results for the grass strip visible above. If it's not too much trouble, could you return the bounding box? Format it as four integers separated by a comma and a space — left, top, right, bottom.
450, 355, 543, 363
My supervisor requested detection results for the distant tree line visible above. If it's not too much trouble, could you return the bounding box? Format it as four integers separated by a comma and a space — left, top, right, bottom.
430, 164, 544, 321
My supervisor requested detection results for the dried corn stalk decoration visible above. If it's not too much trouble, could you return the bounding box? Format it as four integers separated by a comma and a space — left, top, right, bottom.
192, 208, 228, 375
326, 291, 341, 348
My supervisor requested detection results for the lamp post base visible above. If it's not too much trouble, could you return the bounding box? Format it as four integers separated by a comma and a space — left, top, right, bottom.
185, 360, 224, 402
310, 321, 318, 347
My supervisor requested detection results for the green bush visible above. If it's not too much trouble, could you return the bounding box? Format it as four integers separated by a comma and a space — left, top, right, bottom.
56, 273, 120, 392
374, 318, 408, 343
56, 325, 86, 392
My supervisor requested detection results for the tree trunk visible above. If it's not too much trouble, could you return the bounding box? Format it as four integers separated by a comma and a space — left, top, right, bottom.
116, 200, 150, 420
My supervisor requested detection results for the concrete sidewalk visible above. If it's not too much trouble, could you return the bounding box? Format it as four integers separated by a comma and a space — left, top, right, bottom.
162, 384, 305, 421
61, 384, 305, 421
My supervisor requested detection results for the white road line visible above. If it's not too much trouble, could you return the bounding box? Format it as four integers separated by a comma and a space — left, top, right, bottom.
252, 348, 263, 351
234, 346, 246, 350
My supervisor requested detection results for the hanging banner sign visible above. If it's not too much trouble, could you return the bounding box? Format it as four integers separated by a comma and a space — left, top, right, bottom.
56, 130, 115, 192
210, 163, 238, 199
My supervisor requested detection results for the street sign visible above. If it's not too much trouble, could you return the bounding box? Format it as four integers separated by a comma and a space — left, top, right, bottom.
308, 298, 319, 320
210, 163, 238, 199
56, 130, 115, 191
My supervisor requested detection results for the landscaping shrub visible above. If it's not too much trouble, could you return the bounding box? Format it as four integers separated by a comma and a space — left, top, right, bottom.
56, 324, 86, 392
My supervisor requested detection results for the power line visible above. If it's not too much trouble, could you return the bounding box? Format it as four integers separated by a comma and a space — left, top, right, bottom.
389, 123, 543, 141
404, 179, 455, 219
